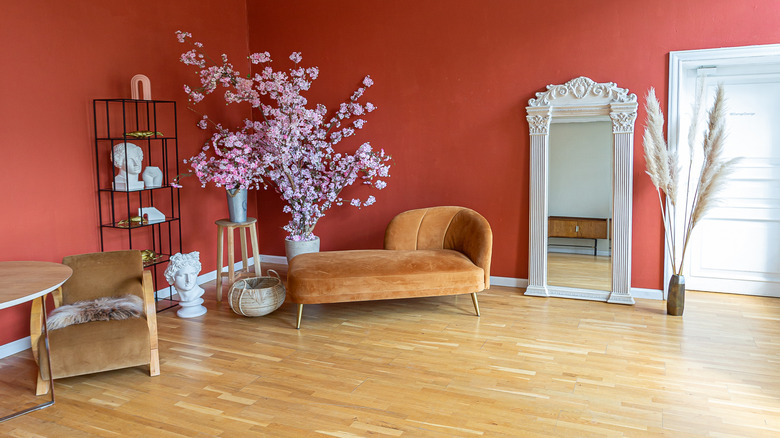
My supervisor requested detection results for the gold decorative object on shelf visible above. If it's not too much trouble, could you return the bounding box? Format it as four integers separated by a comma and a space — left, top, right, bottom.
116, 216, 147, 228
124, 130, 163, 138
141, 249, 161, 264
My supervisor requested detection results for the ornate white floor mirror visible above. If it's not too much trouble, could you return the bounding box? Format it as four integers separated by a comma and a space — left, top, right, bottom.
525, 77, 637, 304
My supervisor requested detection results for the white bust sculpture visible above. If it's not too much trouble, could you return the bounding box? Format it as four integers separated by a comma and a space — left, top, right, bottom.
164, 251, 207, 318
112, 142, 145, 191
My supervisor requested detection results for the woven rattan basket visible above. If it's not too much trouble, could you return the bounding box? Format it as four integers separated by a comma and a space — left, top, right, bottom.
227, 270, 285, 317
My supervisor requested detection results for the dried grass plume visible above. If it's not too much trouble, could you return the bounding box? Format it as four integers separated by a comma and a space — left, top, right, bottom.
642, 84, 736, 275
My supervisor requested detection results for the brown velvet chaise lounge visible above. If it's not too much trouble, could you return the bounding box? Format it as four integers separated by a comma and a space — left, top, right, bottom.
287, 206, 492, 328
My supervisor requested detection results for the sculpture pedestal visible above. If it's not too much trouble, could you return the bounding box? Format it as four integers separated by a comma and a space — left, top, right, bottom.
177, 297, 207, 318
113, 179, 144, 191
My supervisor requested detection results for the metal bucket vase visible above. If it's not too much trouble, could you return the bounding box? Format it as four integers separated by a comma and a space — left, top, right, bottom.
226, 188, 248, 223
667, 274, 685, 316
285, 236, 320, 263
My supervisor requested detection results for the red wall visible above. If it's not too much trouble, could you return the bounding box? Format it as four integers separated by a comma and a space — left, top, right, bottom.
0, 1, 251, 345
246, 0, 780, 285
2, 1, 779, 347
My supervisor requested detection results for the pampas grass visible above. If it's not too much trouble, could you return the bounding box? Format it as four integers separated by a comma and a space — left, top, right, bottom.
643, 84, 737, 275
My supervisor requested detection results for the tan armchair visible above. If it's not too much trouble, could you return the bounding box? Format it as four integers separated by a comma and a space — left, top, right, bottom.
30, 250, 160, 395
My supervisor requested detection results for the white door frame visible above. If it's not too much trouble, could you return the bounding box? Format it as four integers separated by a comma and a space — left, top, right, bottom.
666, 43, 780, 297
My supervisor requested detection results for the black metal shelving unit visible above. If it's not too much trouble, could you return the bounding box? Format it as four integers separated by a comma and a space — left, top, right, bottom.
93, 99, 182, 311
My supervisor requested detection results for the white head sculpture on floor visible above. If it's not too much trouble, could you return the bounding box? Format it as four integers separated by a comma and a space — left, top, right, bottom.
164, 251, 207, 318
112, 142, 144, 190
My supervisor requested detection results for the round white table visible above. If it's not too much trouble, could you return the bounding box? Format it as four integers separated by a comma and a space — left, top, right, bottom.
0, 261, 72, 422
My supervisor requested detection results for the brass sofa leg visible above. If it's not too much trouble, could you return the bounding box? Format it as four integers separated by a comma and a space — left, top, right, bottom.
471, 293, 481, 317
296, 304, 304, 329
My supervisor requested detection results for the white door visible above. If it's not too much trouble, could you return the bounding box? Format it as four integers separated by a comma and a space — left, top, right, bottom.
669, 45, 780, 298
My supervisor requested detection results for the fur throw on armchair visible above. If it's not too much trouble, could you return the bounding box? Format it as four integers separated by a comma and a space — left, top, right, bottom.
47, 294, 144, 330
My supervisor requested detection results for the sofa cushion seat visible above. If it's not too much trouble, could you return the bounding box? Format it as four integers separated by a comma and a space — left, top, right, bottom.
287, 249, 485, 305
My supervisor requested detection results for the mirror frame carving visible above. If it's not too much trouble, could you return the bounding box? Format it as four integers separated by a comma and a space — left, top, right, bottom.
525, 76, 637, 304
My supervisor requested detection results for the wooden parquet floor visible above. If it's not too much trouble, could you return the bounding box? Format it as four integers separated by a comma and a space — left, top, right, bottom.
2, 266, 780, 437
548, 253, 612, 291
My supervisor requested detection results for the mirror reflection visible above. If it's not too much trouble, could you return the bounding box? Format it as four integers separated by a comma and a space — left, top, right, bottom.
547, 120, 612, 291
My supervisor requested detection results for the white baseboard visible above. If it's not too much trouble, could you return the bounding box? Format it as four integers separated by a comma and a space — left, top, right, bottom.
0, 336, 31, 359
260, 255, 288, 265
490, 276, 529, 288
631, 287, 663, 300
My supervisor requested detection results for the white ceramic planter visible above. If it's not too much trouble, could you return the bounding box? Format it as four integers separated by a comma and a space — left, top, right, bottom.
285, 236, 320, 263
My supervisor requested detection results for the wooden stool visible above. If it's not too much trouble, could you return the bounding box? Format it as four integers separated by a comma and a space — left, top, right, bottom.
216, 217, 261, 301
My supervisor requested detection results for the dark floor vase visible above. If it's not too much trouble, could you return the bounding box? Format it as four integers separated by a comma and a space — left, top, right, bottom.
667, 274, 685, 316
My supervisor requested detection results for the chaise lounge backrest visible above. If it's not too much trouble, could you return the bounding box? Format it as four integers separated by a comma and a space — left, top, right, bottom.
384, 206, 493, 288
